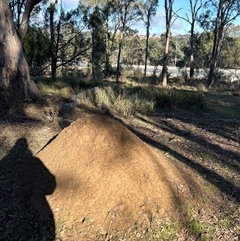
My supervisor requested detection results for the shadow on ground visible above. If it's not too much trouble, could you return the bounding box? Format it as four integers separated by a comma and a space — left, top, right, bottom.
123, 113, 240, 204
0, 138, 56, 240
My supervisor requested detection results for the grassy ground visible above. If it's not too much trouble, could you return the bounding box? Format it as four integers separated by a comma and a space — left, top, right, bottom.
0, 73, 240, 240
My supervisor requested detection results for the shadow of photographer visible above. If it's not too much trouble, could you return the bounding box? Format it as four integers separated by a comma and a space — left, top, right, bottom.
0, 138, 56, 240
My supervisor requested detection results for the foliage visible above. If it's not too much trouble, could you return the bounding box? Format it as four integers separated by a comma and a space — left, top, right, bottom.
148, 36, 164, 66
154, 88, 208, 111
192, 31, 213, 69
88, 5, 107, 80
7, 0, 240, 84
198, 0, 240, 86
139, 0, 159, 77
122, 35, 145, 65
219, 36, 240, 68
23, 25, 51, 75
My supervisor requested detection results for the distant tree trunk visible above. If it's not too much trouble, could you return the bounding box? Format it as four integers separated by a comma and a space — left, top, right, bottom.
161, 25, 171, 87
208, 28, 223, 87
144, 20, 150, 78
116, 31, 124, 85
49, 2, 57, 81
161, 0, 174, 87
141, 0, 158, 79
91, 28, 97, 80
90, 5, 105, 82
189, 20, 195, 82
105, 44, 110, 77
189, 0, 202, 83
0, 0, 40, 109
114, 0, 141, 84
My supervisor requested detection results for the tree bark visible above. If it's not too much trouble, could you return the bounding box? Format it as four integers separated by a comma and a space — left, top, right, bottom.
144, 20, 150, 79
161, 26, 171, 87
189, 24, 195, 82
208, 28, 223, 87
116, 30, 124, 85
49, 2, 57, 81
0, 0, 40, 110
18, 0, 42, 41
161, 0, 173, 87
116, 35, 123, 85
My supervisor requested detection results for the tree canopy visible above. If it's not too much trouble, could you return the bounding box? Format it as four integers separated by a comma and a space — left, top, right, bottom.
1, 0, 240, 107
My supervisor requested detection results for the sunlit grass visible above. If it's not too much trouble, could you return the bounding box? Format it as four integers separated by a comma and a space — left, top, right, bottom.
91, 87, 155, 116
37, 81, 74, 98
34, 74, 239, 120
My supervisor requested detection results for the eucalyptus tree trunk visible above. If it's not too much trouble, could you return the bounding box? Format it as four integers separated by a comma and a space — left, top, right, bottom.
161, 0, 173, 87
208, 27, 224, 87
144, 21, 150, 79
0, 0, 40, 109
116, 31, 124, 85
189, 0, 202, 83
161, 32, 170, 87
189, 20, 195, 82
142, 0, 158, 79
208, 34, 223, 87
49, 1, 57, 81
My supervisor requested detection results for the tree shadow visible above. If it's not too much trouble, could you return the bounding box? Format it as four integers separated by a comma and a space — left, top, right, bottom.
120, 116, 240, 203
136, 114, 240, 170
0, 138, 56, 240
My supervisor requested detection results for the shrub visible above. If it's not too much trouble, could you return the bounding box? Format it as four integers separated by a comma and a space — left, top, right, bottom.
154, 88, 208, 111
91, 87, 154, 116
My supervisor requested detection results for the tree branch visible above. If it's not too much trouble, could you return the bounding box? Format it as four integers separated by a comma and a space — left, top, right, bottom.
18, 0, 42, 41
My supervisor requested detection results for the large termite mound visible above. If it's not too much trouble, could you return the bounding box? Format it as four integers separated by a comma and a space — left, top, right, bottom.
37, 115, 195, 236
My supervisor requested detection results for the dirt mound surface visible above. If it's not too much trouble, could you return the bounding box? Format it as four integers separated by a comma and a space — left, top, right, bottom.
37, 115, 197, 238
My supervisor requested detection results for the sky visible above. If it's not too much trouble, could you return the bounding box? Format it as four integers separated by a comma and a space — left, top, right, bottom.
60, 0, 196, 35
60, 0, 239, 36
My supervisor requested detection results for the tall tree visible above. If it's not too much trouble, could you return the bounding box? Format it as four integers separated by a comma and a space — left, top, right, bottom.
102, 0, 118, 77
44, 2, 91, 79
115, 0, 141, 84
89, 5, 106, 81
161, 0, 174, 87
177, 0, 203, 82
140, 0, 158, 79
49, 0, 58, 80
0, 0, 40, 111
81, 1, 112, 79
200, 0, 240, 87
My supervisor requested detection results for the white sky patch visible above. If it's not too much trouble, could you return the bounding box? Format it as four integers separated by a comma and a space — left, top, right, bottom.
152, 8, 166, 29
60, 0, 79, 9
172, 19, 185, 34
149, 8, 189, 35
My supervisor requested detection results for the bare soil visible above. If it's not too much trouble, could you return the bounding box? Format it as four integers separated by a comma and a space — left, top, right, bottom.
0, 94, 239, 241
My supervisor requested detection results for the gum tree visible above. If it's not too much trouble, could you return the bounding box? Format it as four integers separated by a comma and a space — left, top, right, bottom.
160, 0, 174, 87
0, 0, 41, 111
200, 0, 240, 87
115, 0, 141, 84
140, 0, 158, 78
177, 0, 203, 82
